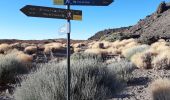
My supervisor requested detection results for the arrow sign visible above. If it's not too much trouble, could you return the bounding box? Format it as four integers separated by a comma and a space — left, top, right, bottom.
54, 0, 113, 6
20, 5, 82, 20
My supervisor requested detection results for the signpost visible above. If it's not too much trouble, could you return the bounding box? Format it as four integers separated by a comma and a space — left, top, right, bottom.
54, 0, 113, 6
20, 5, 82, 20
20, 0, 113, 100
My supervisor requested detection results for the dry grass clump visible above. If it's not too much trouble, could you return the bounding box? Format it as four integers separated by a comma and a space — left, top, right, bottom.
91, 42, 104, 49
24, 46, 37, 55
21, 43, 31, 48
0, 52, 30, 85
152, 50, 170, 69
16, 52, 33, 63
150, 78, 170, 100
10, 43, 21, 49
72, 43, 85, 48
84, 48, 108, 56
37, 44, 45, 51
7, 49, 33, 63
121, 45, 149, 60
44, 42, 65, 54
73, 48, 82, 53
0, 43, 12, 54
100, 41, 113, 49
106, 48, 121, 55
131, 51, 153, 69
151, 40, 168, 50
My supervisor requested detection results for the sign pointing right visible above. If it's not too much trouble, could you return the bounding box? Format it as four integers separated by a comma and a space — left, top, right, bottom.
54, 0, 113, 6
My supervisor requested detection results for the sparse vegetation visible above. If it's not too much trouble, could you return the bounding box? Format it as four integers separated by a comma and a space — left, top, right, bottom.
150, 78, 170, 100
14, 55, 132, 100
84, 48, 108, 56
0, 52, 30, 85
24, 46, 37, 55
0, 43, 11, 54
122, 45, 149, 60
131, 51, 153, 69
152, 50, 170, 69
71, 52, 103, 61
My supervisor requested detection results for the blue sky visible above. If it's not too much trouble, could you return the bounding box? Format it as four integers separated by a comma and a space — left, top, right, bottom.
0, 0, 170, 40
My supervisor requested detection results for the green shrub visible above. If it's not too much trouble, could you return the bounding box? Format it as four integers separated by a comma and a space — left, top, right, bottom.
14, 58, 131, 100
123, 45, 149, 60
0, 53, 29, 85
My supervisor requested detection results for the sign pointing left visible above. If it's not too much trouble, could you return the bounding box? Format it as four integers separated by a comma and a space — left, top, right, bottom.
20, 5, 82, 21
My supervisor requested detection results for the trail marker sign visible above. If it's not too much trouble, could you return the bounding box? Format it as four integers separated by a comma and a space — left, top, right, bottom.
20, 5, 82, 20
20, 0, 113, 100
54, 0, 113, 6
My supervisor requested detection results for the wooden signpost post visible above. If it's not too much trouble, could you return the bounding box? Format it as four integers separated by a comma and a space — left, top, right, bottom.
20, 0, 113, 100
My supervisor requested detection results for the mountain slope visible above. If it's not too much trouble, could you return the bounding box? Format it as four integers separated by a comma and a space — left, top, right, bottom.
89, 2, 170, 44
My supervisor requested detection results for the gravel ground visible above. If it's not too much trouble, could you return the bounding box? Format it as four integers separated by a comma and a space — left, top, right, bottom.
111, 69, 170, 100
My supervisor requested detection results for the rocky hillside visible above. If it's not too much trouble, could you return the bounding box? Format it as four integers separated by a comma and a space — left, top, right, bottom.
88, 26, 131, 40
89, 1, 170, 44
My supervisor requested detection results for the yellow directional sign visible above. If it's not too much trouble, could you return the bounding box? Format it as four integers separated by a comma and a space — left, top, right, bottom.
54, 0, 64, 5
73, 15, 82, 20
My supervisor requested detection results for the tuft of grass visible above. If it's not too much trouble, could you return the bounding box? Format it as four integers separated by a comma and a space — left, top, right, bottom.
24, 46, 37, 55
150, 78, 170, 100
152, 50, 170, 69
107, 59, 135, 82
71, 52, 103, 61
84, 48, 108, 56
0, 53, 30, 85
91, 42, 104, 49
131, 51, 153, 69
122, 45, 149, 60
0, 43, 11, 54
14, 57, 131, 100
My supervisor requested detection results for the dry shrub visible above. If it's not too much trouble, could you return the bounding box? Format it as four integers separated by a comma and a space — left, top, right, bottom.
155, 45, 170, 53
150, 78, 170, 100
73, 48, 82, 53
73, 43, 85, 48
146, 48, 159, 57
151, 41, 167, 50
112, 40, 121, 48
84, 49, 108, 56
0, 43, 11, 54
37, 44, 45, 51
91, 42, 104, 49
6, 50, 34, 63
44, 46, 52, 54
121, 45, 149, 60
14, 58, 128, 100
106, 48, 121, 55
10, 43, 21, 49
123, 41, 139, 49
117, 39, 135, 47
100, 41, 113, 49
62, 43, 66, 47
21, 43, 31, 48
158, 39, 166, 42
131, 51, 153, 69
17, 53, 33, 63
152, 50, 170, 69
44, 42, 65, 54
0, 53, 29, 85
24, 46, 37, 55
